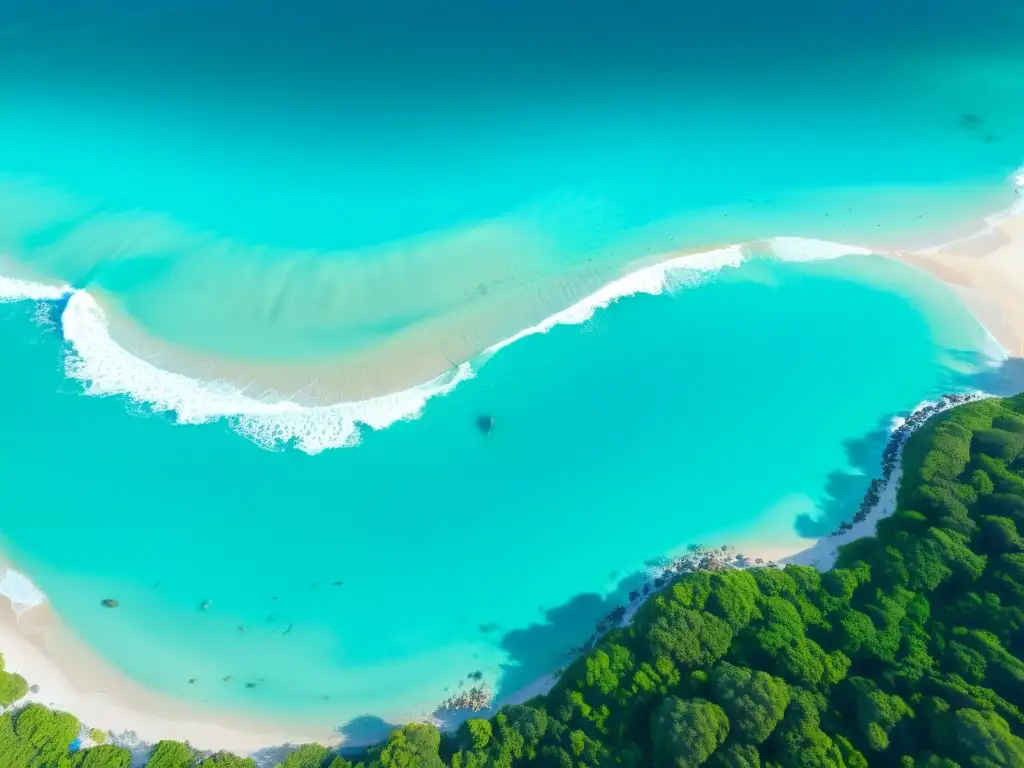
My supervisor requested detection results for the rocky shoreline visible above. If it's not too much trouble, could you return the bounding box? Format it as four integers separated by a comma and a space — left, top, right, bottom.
828, 392, 984, 537
431, 391, 988, 722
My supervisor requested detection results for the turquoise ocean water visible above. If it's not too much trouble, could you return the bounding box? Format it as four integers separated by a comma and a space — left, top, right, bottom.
0, 253, 1001, 728
0, 0, 1021, 733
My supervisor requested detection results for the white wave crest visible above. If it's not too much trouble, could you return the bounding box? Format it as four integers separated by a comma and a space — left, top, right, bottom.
763, 236, 874, 262
60, 291, 474, 454
0, 276, 70, 302
0, 569, 47, 617
0, 216, 999, 453
485, 245, 746, 355
984, 163, 1024, 225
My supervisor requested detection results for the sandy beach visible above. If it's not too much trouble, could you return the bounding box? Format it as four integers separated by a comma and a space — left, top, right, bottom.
0, 582, 338, 761
893, 202, 1024, 358
0, 379, 943, 766
0, 181, 1022, 761
71, 184, 1023, 415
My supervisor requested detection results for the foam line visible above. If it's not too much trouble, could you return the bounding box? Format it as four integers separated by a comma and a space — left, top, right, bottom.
0, 276, 70, 302
485, 244, 746, 356
0, 568, 47, 617
60, 291, 474, 454
0, 164, 1019, 454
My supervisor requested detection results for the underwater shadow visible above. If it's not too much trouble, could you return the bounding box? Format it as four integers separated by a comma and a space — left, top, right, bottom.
793, 416, 893, 539
486, 354, 1006, 715
490, 566, 657, 705
970, 356, 1024, 398
793, 353, 991, 539
334, 714, 398, 749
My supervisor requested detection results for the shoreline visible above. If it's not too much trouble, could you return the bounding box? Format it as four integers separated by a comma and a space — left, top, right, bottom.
0, 382, 990, 763
0, 173, 1020, 759
0, 168, 1020, 454
494, 391, 989, 712
0, 585, 339, 762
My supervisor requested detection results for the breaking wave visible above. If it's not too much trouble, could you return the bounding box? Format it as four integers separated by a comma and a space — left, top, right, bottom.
0, 568, 47, 618
0, 219, 1005, 453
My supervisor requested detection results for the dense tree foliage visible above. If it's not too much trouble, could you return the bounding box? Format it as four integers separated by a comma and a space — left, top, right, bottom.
7, 394, 1024, 766
0, 654, 29, 707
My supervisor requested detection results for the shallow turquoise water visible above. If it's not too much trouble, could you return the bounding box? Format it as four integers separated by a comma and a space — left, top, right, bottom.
0, 0, 1021, 360
0, 254, 995, 726
0, 0, 1021, 734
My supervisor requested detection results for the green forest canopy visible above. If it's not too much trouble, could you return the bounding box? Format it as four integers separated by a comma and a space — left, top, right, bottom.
4, 394, 1024, 767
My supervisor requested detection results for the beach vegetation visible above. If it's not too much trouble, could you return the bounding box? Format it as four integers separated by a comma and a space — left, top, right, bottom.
10, 393, 1024, 767
88, 729, 106, 745
196, 753, 257, 768
368, 723, 444, 768
71, 744, 131, 768
0, 653, 29, 707
278, 745, 332, 768
146, 740, 197, 768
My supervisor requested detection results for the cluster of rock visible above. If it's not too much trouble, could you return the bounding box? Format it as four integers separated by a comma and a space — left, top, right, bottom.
564, 545, 765, 659
829, 393, 983, 537
435, 685, 492, 714
430, 393, 989, 725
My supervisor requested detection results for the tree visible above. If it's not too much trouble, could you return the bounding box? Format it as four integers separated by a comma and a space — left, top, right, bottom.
971, 470, 995, 496
705, 571, 762, 630
10, 703, 80, 765
706, 742, 760, 767
944, 708, 1024, 767
981, 493, 1024, 524
279, 744, 332, 768
650, 696, 729, 768
750, 596, 805, 657
458, 718, 492, 751
769, 687, 845, 768
848, 677, 914, 751
979, 516, 1023, 554
972, 429, 1024, 461
369, 723, 444, 768
0, 654, 28, 707
646, 604, 733, 669
581, 644, 634, 699
494, 706, 549, 761
72, 745, 132, 768
146, 741, 196, 768
710, 663, 789, 744
197, 753, 257, 768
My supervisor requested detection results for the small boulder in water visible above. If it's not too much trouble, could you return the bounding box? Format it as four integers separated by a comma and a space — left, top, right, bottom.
477, 415, 495, 435
29, 685, 39, 694
101, 599, 119, 608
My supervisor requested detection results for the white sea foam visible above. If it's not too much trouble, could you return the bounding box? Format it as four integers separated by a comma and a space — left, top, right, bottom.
0, 276, 70, 302
0, 568, 47, 618
764, 236, 874, 261
0, 218, 1003, 453
485, 245, 747, 356
980, 163, 1024, 225
60, 290, 474, 454
481, 236, 873, 358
